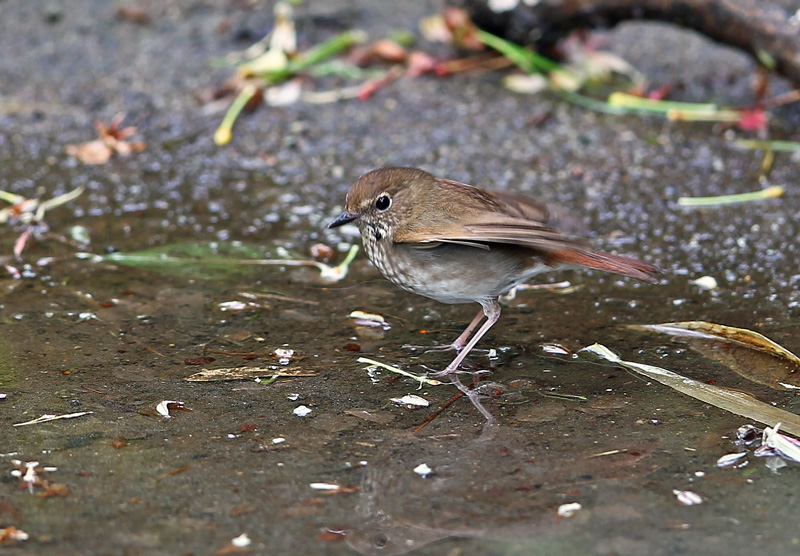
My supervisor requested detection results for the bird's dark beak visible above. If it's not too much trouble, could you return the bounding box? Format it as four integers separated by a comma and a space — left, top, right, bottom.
328, 210, 360, 229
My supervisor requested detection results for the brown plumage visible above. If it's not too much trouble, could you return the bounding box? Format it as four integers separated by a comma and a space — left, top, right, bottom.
329, 167, 660, 422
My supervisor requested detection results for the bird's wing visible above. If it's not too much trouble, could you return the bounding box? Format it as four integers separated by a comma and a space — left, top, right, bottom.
390, 177, 660, 282
396, 216, 659, 283
486, 188, 586, 235
393, 177, 583, 250
394, 212, 585, 253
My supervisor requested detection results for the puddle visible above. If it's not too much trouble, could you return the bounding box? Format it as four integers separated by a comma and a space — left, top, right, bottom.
2, 1, 800, 554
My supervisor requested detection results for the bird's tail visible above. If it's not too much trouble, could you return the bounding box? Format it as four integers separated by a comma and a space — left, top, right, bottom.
555, 248, 661, 283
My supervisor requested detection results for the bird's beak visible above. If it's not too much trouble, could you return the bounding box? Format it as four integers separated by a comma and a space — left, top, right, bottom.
328, 210, 360, 229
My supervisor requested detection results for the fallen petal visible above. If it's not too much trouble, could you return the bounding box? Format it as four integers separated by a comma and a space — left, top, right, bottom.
413, 463, 432, 478
716, 452, 748, 468
390, 394, 430, 408
557, 502, 582, 517
155, 400, 187, 419
231, 533, 251, 548
673, 489, 703, 505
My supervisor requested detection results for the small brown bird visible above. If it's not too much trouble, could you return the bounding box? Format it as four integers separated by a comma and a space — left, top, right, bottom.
329, 167, 659, 421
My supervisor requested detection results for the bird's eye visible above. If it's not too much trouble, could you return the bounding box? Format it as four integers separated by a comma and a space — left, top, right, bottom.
375, 194, 391, 211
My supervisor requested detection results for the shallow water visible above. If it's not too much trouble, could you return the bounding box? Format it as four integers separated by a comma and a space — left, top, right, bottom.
2, 1, 800, 555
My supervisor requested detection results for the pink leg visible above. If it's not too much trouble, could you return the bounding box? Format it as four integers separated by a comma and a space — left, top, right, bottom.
429, 298, 501, 377
402, 307, 485, 352
450, 308, 486, 351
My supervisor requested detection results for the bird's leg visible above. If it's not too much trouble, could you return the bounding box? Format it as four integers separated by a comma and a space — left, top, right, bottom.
447, 370, 498, 425
402, 308, 486, 353
428, 299, 500, 377
450, 308, 487, 351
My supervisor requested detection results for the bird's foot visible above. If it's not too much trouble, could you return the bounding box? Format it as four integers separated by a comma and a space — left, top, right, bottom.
402, 342, 458, 353
423, 365, 491, 379
403, 343, 491, 356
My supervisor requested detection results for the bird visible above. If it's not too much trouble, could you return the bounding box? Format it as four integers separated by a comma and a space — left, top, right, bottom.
329, 167, 659, 422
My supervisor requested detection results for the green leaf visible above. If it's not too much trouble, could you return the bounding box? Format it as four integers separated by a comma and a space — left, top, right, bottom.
102, 242, 271, 280
475, 29, 561, 74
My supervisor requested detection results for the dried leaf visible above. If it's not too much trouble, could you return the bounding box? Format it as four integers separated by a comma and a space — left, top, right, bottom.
757, 423, 800, 463
582, 343, 800, 436
625, 321, 800, 367
13, 412, 93, 427
369, 39, 407, 63
186, 367, 317, 382
680, 337, 800, 390
65, 114, 145, 164
0, 526, 29, 542
419, 8, 483, 50
64, 139, 113, 165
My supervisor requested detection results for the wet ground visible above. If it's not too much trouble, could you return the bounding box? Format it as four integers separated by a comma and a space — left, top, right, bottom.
2, 1, 800, 554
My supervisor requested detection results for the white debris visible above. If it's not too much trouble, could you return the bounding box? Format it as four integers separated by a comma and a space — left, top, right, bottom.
541, 343, 571, 356
349, 310, 385, 323
716, 452, 748, 468
673, 489, 703, 505
10, 460, 56, 493
231, 533, 251, 548
77, 312, 99, 321
155, 401, 186, 419
13, 412, 93, 427
760, 422, 800, 463
310, 482, 342, 490
293, 405, 312, 417
349, 310, 391, 330
390, 394, 430, 408
692, 276, 718, 290
218, 301, 248, 311
272, 437, 286, 444
273, 348, 295, 365
413, 463, 432, 478
265, 79, 303, 106
0, 526, 28, 541
557, 502, 582, 517
488, 0, 519, 12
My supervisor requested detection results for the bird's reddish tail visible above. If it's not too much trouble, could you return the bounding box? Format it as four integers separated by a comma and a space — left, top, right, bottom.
555, 249, 660, 283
